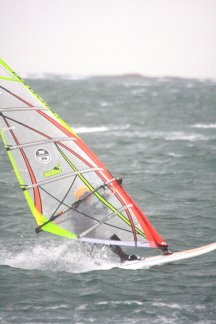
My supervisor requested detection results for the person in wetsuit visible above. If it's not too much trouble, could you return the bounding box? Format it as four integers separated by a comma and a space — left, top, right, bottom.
74, 186, 141, 262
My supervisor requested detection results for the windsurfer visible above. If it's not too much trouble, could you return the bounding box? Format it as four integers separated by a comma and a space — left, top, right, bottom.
73, 186, 107, 218
110, 234, 141, 262
73, 186, 141, 262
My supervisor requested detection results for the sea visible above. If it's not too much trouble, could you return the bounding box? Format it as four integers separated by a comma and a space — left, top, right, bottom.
0, 74, 216, 324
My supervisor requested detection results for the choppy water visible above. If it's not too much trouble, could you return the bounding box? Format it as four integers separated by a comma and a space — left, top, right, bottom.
0, 75, 216, 323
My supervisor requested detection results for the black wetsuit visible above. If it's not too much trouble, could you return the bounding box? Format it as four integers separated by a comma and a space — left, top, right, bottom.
72, 194, 140, 262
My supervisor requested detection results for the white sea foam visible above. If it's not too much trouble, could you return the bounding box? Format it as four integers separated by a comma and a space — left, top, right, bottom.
153, 302, 185, 310
96, 300, 144, 307
192, 123, 216, 129
131, 88, 147, 95
73, 126, 109, 133
70, 124, 212, 141
20, 73, 89, 80
168, 152, 182, 158
72, 124, 130, 134
0, 240, 114, 273
163, 131, 208, 141
99, 101, 112, 107
116, 130, 209, 141
152, 301, 206, 312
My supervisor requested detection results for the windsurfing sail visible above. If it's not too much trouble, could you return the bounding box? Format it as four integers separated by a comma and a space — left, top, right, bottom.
0, 59, 169, 252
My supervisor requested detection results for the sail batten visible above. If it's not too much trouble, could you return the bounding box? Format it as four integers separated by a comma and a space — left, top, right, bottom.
0, 58, 169, 251
0, 107, 47, 112
23, 168, 104, 190
7, 137, 77, 151
0, 126, 15, 132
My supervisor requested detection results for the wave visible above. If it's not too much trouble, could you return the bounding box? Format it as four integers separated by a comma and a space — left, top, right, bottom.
71, 124, 211, 141
112, 130, 209, 141
21, 73, 89, 81
161, 131, 208, 141
72, 124, 130, 134
192, 123, 216, 129
168, 152, 182, 158
73, 126, 109, 133
0, 240, 114, 273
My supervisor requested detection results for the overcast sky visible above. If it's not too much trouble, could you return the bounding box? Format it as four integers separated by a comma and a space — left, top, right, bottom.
1, 0, 216, 79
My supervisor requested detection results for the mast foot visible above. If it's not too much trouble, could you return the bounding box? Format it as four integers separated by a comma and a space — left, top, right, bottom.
160, 245, 173, 255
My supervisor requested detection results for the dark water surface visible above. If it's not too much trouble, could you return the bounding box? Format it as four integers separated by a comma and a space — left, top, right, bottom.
0, 75, 216, 323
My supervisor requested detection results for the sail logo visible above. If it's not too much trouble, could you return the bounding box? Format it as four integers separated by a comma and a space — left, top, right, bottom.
44, 164, 62, 178
35, 148, 51, 163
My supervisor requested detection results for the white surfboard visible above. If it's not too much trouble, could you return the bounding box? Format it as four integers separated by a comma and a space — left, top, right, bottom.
118, 242, 216, 269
